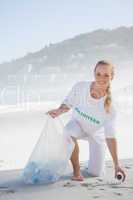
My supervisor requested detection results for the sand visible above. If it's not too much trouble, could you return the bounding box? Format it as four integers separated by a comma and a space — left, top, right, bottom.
0, 103, 133, 199
0, 159, 133, 200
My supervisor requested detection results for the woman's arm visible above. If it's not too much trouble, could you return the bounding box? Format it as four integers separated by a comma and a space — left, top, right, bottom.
106, 138, 126, 181
58, 104, 71, 114
106, 138, 119, 166
46, 104, 70, 118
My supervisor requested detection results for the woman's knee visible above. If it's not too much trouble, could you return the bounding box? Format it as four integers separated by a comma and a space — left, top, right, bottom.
87, 160, 105, 177
87, 167, 105, 177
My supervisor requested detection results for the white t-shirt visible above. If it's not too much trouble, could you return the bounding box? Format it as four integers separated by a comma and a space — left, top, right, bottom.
62, 81, 117, 138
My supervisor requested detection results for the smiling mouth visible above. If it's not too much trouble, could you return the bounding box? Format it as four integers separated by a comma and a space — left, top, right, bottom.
98, 81, 106, 84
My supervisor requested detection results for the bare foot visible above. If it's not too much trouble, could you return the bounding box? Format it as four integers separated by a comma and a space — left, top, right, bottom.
71, 175, 84, 181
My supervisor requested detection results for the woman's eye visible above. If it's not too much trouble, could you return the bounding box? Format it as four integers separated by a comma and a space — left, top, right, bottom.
96, 73, 109, 77
96, 73, 101, 76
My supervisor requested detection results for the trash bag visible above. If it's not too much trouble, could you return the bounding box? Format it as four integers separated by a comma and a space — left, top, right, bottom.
21, 114, 74, 184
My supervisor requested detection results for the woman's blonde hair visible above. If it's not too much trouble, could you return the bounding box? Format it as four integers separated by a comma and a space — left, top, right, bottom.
94, 60, 114, 113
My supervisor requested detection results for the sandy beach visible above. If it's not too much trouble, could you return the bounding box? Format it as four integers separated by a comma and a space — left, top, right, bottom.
0, 104, 133, 199
0, 159, 133, 200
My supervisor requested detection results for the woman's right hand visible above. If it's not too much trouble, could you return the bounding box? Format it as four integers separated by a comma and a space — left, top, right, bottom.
46, 108, 61, 118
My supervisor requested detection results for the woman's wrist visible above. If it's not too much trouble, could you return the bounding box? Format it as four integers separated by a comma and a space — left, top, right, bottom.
114, 161, 120, 168
58, 104, 70, 114
58, 107, 64, 114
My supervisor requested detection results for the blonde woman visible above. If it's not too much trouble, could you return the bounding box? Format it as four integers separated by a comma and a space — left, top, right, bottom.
47, 60, 126, 182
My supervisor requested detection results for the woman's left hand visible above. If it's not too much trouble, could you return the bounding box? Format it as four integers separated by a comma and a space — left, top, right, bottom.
114, 164, 126, 182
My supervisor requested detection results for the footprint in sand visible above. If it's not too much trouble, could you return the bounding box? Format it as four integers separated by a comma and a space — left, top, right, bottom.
63, 182, 76, 188
80, 183, 96, 190
93, 196, 100, 198
96, 178, 103, 182
114, 192, 123, 196
81, 183, 90, 187
99, 188, 105, 190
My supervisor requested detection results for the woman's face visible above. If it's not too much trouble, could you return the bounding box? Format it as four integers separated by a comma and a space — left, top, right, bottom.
94, 64, 113, 87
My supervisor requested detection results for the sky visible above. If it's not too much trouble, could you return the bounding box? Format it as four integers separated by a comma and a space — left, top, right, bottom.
0, 0, 133, 64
